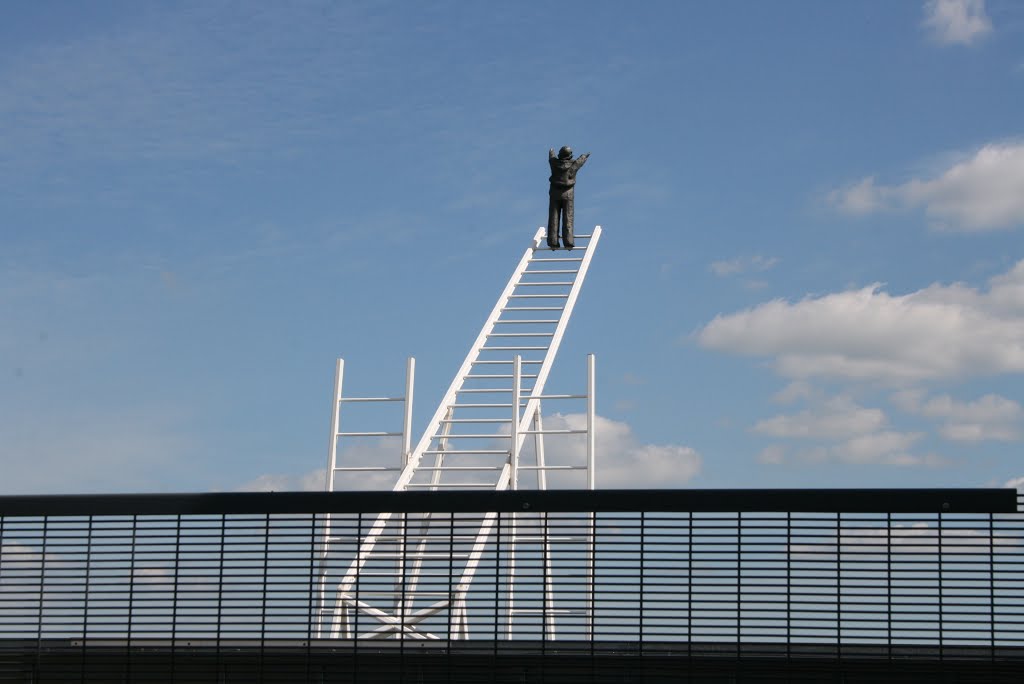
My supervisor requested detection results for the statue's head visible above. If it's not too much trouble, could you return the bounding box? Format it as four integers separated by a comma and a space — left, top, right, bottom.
558, 146, 573, 159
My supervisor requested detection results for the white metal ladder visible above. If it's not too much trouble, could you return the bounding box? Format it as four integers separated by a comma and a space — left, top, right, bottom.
318, 226, 602, 639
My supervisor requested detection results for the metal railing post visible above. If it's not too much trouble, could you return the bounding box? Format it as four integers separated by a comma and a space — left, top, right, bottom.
587, 353, 595, 490
511, 355, 522, 491
402, 358, 415, 468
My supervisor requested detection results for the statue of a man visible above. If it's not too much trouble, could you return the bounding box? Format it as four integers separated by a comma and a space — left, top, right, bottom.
547, 146, 590, 249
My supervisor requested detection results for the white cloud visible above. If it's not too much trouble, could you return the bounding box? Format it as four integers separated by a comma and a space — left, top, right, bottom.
829, 176, 885, 214
237, 468, 330, 492
753, 394, 938, 467
832, 430, 929, 465
757, 445, 786, 465
923, 0, 993, 46
1005, 476, 1024, 491
709, 255, 779, 277
698, 259, 1024, 383
829, 143, 1024, 231
771, 381, 815, 404
520, 414, 700, 488
238, 437, 406, 492
893, 390, 1023, 442
754, 396, 887, 439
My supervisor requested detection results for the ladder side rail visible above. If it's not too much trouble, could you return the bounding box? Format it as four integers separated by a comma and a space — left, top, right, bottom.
511, 226, 601, 464
318, 358, 345, 638
402, 357, 415, 467
587, 353, 596, 490
326, 358, 345, 492
396, 406, 454, 621
534, 409, 548, 491
330, 511, 396, 636
511, 356, 522, 490
586, 353, 596, 637
395, 228, 546, 491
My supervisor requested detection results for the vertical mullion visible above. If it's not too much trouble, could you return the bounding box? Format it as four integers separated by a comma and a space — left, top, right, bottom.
938, 509, 945, 662
258, 513, 270, 679
216, 513, 226, 678
170, 514, 182, 681
836, 511, 842, 660
127, 515, 137, 681
34, 515, 48, 679
886, 511, 893, 664
989, 512, 995, 665
785, 512, 791, 668
639, 511, 645, 653
80, 514, 94, 684
305, 513, 317, 681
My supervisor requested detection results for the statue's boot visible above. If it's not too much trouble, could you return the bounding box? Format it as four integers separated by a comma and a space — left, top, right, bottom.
546, 228, 560, 249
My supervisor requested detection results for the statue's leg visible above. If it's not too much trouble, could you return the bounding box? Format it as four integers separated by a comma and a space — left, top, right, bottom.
547, 193, 560, 248
563, 191, 574, 249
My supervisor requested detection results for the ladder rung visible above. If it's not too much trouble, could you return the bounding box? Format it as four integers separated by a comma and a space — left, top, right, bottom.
530, 394, 585, 400
415, 465, 504, 470
502, 307, 562, 311
337, 431, 403, 437
333, 466, 402, 472
422, 449, 508, 454
481, 346, 548, 351
529, 257, 584, 262
517, 465, 586, 471
511, 536, 589, 542
456, 388, 515, 393
472, 359, 543, 364
427, 434, 507, 439
507, 294, 568, 298
339, 397, 404, 402
491, 319, 557, 325
448, 403, 513, 408
440, 419, 512, 423
522, 270, 577, 275
515, 282, 574, 287
520, 429, 587, 435
404, 484, 497, 489
493, 320, 559, 325
486, 333, 554, 338
465, 373, 539, 378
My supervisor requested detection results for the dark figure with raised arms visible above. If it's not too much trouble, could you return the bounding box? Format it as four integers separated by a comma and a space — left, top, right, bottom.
547, 146, 590, 249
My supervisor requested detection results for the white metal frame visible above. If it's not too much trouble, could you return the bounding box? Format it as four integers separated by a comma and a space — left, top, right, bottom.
318, 226, 602, 640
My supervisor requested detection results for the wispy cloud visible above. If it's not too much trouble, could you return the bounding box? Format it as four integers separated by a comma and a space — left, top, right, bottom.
754, 396, 887, 440
923, 0, 993, 46
893, 390, 1023, 442
829, 143, 1024, 231
709, 255, 779, 277
698, 259, 1024, 384
752, 395, 935, 467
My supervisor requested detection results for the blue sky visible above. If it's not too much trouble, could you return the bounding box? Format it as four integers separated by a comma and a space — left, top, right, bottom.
2, 0, 1024, 494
